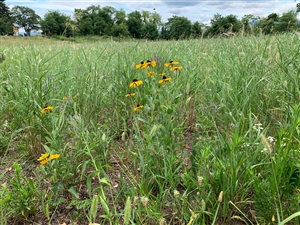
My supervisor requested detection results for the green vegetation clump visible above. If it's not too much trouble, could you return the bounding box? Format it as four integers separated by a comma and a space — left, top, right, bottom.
1, 34, 300, 224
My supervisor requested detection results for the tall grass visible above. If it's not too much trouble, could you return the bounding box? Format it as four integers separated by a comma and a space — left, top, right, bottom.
0, 34, 300, 224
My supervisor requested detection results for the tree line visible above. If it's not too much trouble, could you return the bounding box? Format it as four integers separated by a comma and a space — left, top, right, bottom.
1, 0, 300, 39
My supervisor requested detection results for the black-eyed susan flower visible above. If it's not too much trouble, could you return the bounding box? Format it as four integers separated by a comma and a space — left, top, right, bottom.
37, 152, 60, 165
165, 60, 179, 67
129, 79, 143, 88
136, 60, 156, 69
147, 71, 156, 77
145, 59, 156, 68
170, 65, 183, 71
158, 72, 166, 76
125, 92, 136, 97
136, 61, 145, 69
158, 76, 172, 84
134, 104, 144, 111
41, 105, 53, 114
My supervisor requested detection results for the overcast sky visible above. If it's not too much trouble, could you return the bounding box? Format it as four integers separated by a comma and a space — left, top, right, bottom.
6, 0, 299, 25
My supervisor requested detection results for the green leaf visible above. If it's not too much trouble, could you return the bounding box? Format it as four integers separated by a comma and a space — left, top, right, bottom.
124, 196, 131, 225
137, 116, 148, 123
86, 173, 94, 197
167, 108, 173, 114
53, 197, 66, 206
90, 195, 99, 221
280, 211, 300, 225
67, 186, 79, 199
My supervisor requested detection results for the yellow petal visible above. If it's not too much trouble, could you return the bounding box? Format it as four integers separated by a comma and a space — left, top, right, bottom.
38, 152, 50, 161
49, 154, 60, 160
40, 159, 48, 165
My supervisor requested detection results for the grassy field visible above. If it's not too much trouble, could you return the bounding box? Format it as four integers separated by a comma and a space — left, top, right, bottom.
0, 34, 300, 225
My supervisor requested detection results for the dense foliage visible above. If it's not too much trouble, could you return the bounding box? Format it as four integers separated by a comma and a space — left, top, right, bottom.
164, 16, 192, 40
0, 0, 12, 35
40, 11, 72, 36
205, 14, 241, 37
1, 1, 299, 39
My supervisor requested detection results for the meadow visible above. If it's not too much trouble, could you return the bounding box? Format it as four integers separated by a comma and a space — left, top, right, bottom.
0, 34, 300, 225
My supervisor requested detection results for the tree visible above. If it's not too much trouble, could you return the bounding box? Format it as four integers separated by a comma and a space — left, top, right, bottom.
160, 25, 169, 39
191, 21, 203, 38
111, 23, 130, 37
297, 3, 300, 13
206, 14, 241, 36
149, 12, 162, 28
241, 14, 260, 24
40, 10, 72, 36
11, 6, 41, 36
74, 8, 94, 35
141, 22, 158, 40
111, 9, 129, 38
75, 5, 115, 36
114, 9, 126, 25
0, 0, 12, 35
98, 6, 115, 35
65, 17, 79, 37
268, 13, 279, 21
241, 14, 260, 34
257, 13, 279, 34
127, 11, 143, 38
165, 16, 192, 40
141, 10, 150, 24
276, 10, 299, 32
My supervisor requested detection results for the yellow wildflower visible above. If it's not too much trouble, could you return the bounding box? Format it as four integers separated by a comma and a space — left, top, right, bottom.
134, 104, 144, 111
125, 93, 136, 97
145, 59, 156, 68
129, 79, 143, 88
63, 96, 68, 100
37, 152, 50, 161
40, 159, 48, 165
37, 152, 60, 165
158, 76, 172, 84
41, 106, 53, 114
49, 154, 60, 160
147, 71, 156, 77
158, 72, 166, 76
136, 60, 156, 69
136, 61, 145, 69
165, 60, 179, 67
170, 65, 183, 71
